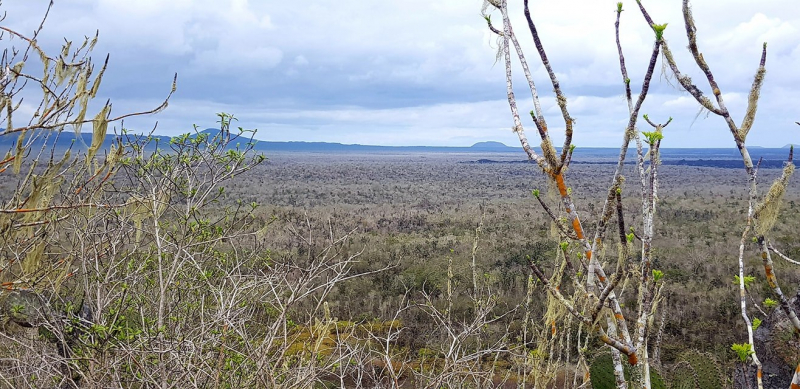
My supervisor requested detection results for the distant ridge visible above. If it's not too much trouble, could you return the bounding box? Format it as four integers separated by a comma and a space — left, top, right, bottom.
0, 129, 520, 154
784, 144, 797, 148
1, 128, 795, 158
470, 141, 514, 149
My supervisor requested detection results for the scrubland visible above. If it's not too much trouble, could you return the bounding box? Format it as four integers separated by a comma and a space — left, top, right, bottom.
226, 151, 800, 377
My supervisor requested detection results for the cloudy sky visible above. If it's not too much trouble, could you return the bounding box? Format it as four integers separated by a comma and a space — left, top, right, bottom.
3, 0, 798, 147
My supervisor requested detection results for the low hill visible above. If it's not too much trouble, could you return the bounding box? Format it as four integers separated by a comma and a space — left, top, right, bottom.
470, 141, 514, 149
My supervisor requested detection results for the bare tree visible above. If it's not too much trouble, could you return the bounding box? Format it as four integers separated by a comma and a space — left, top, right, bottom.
484, 0, 798, 388
648, 1, 798, 387
481, 0, 672, 387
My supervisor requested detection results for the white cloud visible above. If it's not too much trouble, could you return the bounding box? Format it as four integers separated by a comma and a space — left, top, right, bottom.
0, 0, 797, 147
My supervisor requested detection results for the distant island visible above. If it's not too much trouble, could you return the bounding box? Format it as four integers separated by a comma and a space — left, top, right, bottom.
470, 141, 514, 149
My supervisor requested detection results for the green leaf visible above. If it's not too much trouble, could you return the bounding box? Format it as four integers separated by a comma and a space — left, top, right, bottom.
731, 343, 753, 362
734, 275, 756, 288
652, 23, 668, 41
641, 130, 664, 144
652, 269, 664, 282
764, 298, 778, 309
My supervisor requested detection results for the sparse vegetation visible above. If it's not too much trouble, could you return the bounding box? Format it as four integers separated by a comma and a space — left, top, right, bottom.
0, 1, 798, 388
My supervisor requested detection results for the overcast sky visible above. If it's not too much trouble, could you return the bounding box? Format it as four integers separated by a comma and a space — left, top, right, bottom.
2, 0, 798, 147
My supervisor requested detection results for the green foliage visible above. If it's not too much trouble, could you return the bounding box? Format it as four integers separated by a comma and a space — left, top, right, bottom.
652, 269, 664, 282
733, 275, 756, 288
652, 23, 668, 40
559, 241, 569, 252
731, 343, 754, 362
589, 353, 616, 389
589, 352, 666, 389
642, 130, 664, 145
752, 317, 762, 331
678, 350, 724, 388
616, 2, 624, 13
764, 298, 778, 309
668, 351, 724, 389
669, 361, 699, 389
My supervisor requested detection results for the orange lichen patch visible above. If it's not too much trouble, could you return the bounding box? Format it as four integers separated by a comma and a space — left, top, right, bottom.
627, 353, 638, 366
554, 173, 568, 197
0, 156, 14, 165
572, 218, 585, 239
757, 369, 762, 379
586, 250, 593, 261
765, 267, 777, 288
598, 275, 607, 283
551, 320, 557, 336
614, 313, 624, 321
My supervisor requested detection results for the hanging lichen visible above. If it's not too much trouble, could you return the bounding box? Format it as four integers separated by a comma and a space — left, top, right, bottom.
61, 40, 72, 60
87, 104, 110, 162
541, 139, 559, 169
0, 95, 8, 128
40, 55, 51, 110
72, 66, 91, 136
13, 131, 24, 174
754, 162, 794, 236
739, 66, 766, 141
54, 56, 67, 86
22, 242, 46, 277
89, 57, 108, 98
12, 61, 25, 79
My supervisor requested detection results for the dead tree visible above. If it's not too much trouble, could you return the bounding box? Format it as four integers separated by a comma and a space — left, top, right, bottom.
484, 0, 798, 388
650, 1, 798, 387
482, 0, 671, 387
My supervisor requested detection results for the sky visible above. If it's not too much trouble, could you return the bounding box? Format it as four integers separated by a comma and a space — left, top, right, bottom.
2, 0, 798, 147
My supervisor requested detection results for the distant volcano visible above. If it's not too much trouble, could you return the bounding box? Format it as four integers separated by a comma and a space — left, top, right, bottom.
470, 141, 513, 149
